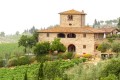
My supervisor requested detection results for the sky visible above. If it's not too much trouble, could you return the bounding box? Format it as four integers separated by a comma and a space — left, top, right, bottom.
0, 0, 120, 35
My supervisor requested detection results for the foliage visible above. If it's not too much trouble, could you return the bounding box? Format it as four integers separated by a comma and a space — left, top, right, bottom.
18, 35, 36, 53
0, 59, 4, 67
32, 30, 39, 43
117, 18, 120, 28
24, 70, 28, 80
111, 42, 120, 57
82, 53, 92, 59
100, 74, 118, 80
37, 62, 44, 80
100, 58, 120, 79
57, 53, 65, 59
65, 52, 74, 59
0, 58, 84, 80
29, 56, 36, 63
18, 56, 30, 65
0, 32, 5, 37
18, 35, 29, 53
107, 38, 115, 43
8, 57, 18, 67
97, 42, 111, 53
34, 42, 50, 56
0, 43, 24, 58
50, 38, 66, 53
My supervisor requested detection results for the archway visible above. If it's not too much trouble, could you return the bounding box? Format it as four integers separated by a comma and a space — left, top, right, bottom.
68, 44, 76, 52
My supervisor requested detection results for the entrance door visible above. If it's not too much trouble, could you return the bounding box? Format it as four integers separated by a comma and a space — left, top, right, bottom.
68, 44, 76, 52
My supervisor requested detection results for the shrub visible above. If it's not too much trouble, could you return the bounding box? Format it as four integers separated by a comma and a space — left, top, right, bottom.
36, 55, 50, 62
111, 42, 120, 57
100, 58, 120, 78
81, 57, 87, 62
65, 52, 74, 59
97, 42, 111, 53
74, 53, 81, 58
100, 74, 118, 80
0, 59, 4, 67
50, 38, 66, 53
8, 57, 18, 67
83, 53, 92, 59
34, 42, 50, 56
44, 61, 64, 80
57, 53, 65, 59
29, 56, 36, 63
18, 56, 30, 65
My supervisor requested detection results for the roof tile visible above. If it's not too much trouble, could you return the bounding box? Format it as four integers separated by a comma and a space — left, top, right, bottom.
59, 9, 86, 15
38, 26, 104, 33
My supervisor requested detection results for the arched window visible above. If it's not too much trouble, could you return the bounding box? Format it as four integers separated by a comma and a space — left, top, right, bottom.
57, 33, 65, 38
68, 44, 76, 52
67, 33, 76, 38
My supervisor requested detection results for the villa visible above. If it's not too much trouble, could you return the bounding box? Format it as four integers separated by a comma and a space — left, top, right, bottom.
37, 9, 107, 55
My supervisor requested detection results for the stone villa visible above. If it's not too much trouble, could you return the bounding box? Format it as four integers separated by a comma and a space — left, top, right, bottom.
37, 9, 111, 55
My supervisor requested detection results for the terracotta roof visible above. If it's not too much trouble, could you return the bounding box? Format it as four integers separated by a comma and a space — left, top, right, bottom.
38, 26, 104, 33
98, 28, 118, 33
59, 9, 86, 15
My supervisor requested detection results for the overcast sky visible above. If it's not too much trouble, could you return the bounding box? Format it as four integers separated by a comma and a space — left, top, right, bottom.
0, 0, 120, 34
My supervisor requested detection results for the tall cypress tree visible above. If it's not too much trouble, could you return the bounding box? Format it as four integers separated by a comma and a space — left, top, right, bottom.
24, 70, 28, 80
117, 18, 120, 29
38, 62, 44, 80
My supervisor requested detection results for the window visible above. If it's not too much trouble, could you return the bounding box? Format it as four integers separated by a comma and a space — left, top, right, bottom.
69, 23, 72, 26
83, 33, 86, 38
67, 33, 76, 38
83, 45, 86, 49
57, 33, 65, 38
47, 33, 49, 37
68, 15, 73, 20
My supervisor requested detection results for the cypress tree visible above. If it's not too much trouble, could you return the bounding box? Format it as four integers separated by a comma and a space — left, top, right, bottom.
38, 62, 44, 80
117, 18, 120, 29
24, 70, 28, 80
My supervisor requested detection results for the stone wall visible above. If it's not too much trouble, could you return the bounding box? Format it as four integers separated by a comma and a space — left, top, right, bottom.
38, 33, 94, 54
60, 15, 85, 27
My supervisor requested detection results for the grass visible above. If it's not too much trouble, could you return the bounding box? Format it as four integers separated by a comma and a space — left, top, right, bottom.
0, 43, 24, 59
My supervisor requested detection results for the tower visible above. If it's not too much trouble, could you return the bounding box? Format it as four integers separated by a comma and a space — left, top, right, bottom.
59, 9, 86, 27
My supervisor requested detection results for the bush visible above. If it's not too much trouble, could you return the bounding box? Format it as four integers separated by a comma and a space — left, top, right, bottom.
100, 74, 118, 80
50, 38, 66, 53
65, 52, 74, 59
81, 57, 87, 62
83, 53, 92, 59
74, 53, 81, 58
18, 56, 30, 65
29, 56, 36, 63
100, 58, 120, 78
57, 53, 65, 59
34, 42, 50, 56
44, 61, 64, 80
36, 55, 51, 62
8, 57, 18, 67
97, 42, 111, 53
0, 59, 4, 67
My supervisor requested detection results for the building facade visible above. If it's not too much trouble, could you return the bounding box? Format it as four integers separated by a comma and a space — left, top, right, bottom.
38, 9, 104, 55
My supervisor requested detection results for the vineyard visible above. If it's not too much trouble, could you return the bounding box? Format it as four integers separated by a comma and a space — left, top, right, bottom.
0, 58, 86, 80
0, 43, 24, 58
